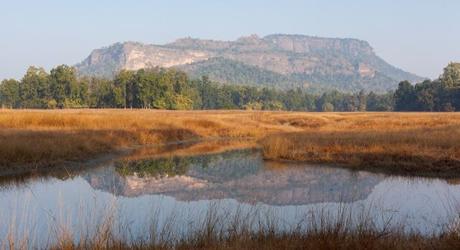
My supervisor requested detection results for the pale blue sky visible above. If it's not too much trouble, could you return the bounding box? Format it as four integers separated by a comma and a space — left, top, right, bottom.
1, 0, 459, 80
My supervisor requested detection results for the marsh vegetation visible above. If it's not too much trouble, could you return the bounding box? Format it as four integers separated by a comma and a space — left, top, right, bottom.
1, 110, 460, 177
9, 204, 460, 250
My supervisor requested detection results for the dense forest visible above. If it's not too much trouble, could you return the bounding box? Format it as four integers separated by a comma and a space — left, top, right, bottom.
0, 63, 459, 112
394, 63, 460, 111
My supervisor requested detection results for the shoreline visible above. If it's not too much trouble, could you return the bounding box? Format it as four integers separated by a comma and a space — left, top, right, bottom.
0, 137, 257, 179
1, 110, 460, 179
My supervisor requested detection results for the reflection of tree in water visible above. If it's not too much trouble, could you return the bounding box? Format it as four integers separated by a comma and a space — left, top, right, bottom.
115, 149, 261, 181
116, 157, 191, 178
86, 149, 385, 206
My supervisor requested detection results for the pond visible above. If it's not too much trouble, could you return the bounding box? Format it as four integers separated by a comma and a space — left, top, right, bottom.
1, 144, 460, 247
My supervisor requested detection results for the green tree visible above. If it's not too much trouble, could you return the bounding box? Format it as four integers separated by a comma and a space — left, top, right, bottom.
414, 80, 441, 111
0, 79, 20, 108
91, 78, 117, 108
440, 62, 460, 88
316, 91, 342, 111
243, 101, 263, 110
283, 88, 308, 111
171, 94, 193, 110
358, 90, 367, 111
263, 100, 284, 110
197, 76, 219, 109
49, 65, 81, 108
302, 93, 316, 111
394, 81, 417, 111
113, 70, 133, 108
20, 66, 50, 108
322, 102, 334, 112
366, 92, 393, 111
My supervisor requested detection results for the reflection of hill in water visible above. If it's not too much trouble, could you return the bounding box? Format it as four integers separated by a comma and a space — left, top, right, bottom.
83, 150, 384, 206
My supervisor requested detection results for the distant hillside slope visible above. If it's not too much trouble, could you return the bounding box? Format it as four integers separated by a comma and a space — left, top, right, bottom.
75, 34, 424, 92
178, 57, 294, 88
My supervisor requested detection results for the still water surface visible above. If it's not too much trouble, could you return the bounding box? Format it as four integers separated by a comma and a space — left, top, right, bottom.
1, 146, 460, 246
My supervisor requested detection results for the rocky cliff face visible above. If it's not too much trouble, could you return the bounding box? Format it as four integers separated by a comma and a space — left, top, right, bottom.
77, 42, 210, 77
76, 34, 424, 92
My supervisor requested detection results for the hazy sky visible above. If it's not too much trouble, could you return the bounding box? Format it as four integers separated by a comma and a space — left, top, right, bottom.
1, 0, 459, 80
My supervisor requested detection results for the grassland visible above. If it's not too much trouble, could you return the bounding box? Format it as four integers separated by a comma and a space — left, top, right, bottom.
1, 110, 460, 177
261, 113, 460, 177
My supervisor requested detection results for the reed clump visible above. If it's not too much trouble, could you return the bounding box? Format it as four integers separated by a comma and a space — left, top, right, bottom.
261, 125, 460, 177
5, 204, 459, 250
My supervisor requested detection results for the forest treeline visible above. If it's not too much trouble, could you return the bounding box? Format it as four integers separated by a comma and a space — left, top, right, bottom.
0, 63, 459, 111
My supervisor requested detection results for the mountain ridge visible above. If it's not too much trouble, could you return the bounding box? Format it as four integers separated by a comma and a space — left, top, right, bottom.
75, 34, 425, 92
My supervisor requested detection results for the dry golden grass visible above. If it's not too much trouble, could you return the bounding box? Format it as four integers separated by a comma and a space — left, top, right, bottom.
0, 109, 294, 169
261, 113, 460, 177
2, 109, 460, 176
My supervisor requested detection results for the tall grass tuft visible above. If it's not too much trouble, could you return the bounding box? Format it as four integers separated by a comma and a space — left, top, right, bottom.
2, 202, 460, 249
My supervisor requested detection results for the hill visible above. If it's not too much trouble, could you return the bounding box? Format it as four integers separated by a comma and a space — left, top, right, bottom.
75, 34, 424, 92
